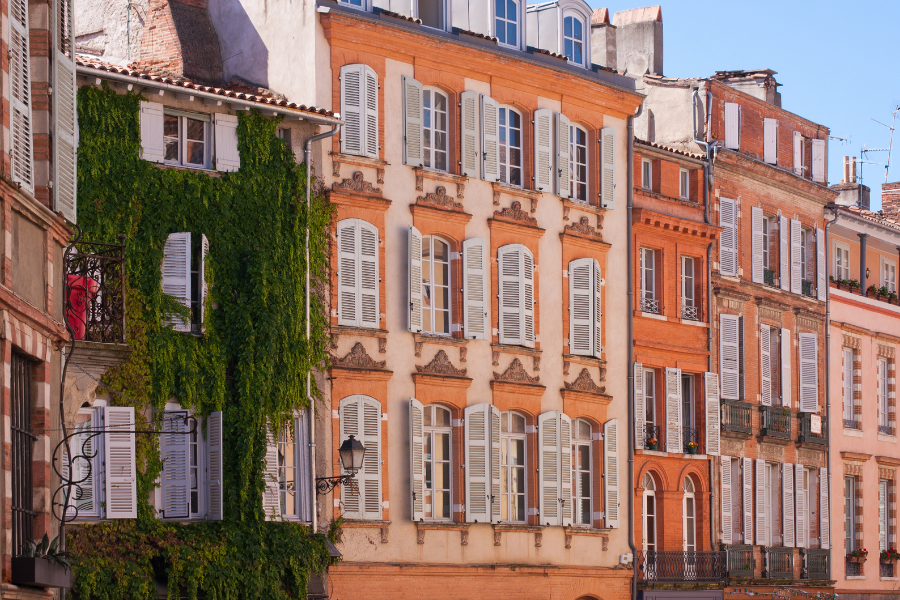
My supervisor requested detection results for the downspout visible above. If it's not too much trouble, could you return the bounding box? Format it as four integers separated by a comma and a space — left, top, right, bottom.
628, 102, 642, 600
305, 123, 340, 535
824, 206, 839, 572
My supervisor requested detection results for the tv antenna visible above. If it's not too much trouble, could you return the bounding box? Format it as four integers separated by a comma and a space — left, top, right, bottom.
869, 104, 899, 184
830, 134, 851, 145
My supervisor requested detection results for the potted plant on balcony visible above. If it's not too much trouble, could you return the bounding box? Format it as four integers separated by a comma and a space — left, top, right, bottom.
647, 437, 659, 451
847, 548, 868, 563
881, 548, 900, 564
686, 441, 699, 455
11, 534, 72, 589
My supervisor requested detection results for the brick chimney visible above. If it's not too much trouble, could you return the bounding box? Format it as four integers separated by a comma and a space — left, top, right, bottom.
590, 9, 616, 70
140, 0, 223, 83
883, 182, 900, 223
612, 6, 663, 77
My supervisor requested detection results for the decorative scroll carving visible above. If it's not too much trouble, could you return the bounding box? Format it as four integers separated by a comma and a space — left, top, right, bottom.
494, 358, 540, 384
416, 528, 425, 545
565, 216, 603, 239
563, 360, 570, 375
564, 368, 606, 394
416, 173, 424, 191
460, 347, 468, 363
565, 533, 573, 549
599, 365, 607, 382
759, 306, 782, 322
530, 197, 538, 213
377, 168, 385, 184
492, 350, 500, 366
596, 213, 605, 231
418, 186, 463, 211
416, 350, 468, 376
492, 190, 501, 206
534, 531, 543, 547
494, 201, 537, 225
415, 341, 424, 357
493, 530, 502, 546
457, 183, 466, 200
461, 530, 469, 546
563, 206, 571, 221
798, 316, 819, 332
533, 356, 541, 372
332, 171, 382, 194
332, 161, 341, 177
378, 337, 387, 354
331, 342, 386, 369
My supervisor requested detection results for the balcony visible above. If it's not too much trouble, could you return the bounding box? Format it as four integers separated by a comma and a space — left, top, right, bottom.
760, 406, 791, 440
801, 549, 830, 580
763, 547, 794, 579
636, 551, 727, 583
640, 297, 660, 315
722, 401, 752, 435
681, 304, 699, 321
764, 268, 776, 287
802, 279, 815, 298
683, 427, 701, 454
725, 545, 755, 578
798, 413, 828, 445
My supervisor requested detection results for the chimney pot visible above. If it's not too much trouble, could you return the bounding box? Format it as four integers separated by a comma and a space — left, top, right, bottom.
842, 156, 849, 185
850, 157, 857, 183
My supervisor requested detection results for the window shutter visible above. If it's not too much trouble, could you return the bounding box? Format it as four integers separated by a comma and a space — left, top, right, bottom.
721, 457, 733, 544
720, 313, 741, 400
341, 396, 382, 520
756, 459, 767, 546
724, 102, 740, 150
533, 108, 553, 192
140, 101, 165, 162
798, 332, 818, 413
161, 232, 192, 332
523, 248, 535, 347
781, 327, 792, 408
593, 260, 603, 358
337, 220, 358, 327
764, 118, 778, 164
556, 112, 571, 198
793, 132, 803, 175
559, 413, 573, 526
538, 411, 561, 526
480, 95, 500, 181
490, 406, 501, 522
200, 234, 209, 333
665, 367, 683, 453
161, 410, 190, 519
462, 238, 488, 340
9, 0, 33, 192
338, 400, 360, 519
262, 426, 280, 520
783, 463, 795, 547
464, 403, 491, 523
410, 398, 425, 521
340, 64, 378, 157
499, 244, 532, 346
213, 113, 240, 172
705, 372, 721, 456
634, 362, 645, 450
568, 258, 593, 356
363, 66, 379, 158
206, 411, 223, 521
359, 222, 380, 329
811, 139, 825, 183
790, 219, 802, 294
408, 226, 423, 333
742, 457, 753, 544
402, 75, 424, 167
296, 411, 312, 523
603, 418, 619, 528
795, 463, 807, 548
760, 325, 772, 406
103, 406, 137, 519
819, 467, 830, 549
816, 227, 826, 301
751, 206, 764, 283
601, 127, 616, 209
719, 198, 738, 277
53, 0, 77, 222
460, 91, 480, 178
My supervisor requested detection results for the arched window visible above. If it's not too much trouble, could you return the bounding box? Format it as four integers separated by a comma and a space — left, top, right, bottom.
500, 411, 527, 522
499, 106, 523, 186
563, 14, 585, 65
572, 418, 592, 526
495, 0, 520, 48
423, 88, 448, 171
683, 477, 696, 552
424, 404, 452, 520
422, 236, 451, 335
570, 124, 588, 202
643, 473, 657, 552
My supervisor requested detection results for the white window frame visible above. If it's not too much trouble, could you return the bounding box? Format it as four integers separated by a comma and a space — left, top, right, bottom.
423, 87, 449, 172
423, 404, 453, 521
494, 0, 521, 49
64, 403, 105, 520
682, 256, 695, 309
879, 357, 890, 431
844, 475, 855, 553
834, 241, 850, 281
679, 168, 689, 200
163, 111, 211, 169
416, 0, 448, 30
572, 418, 593, 527
641, 247, 656, 302
880, 478, 889, 552
683, 477, 696, 552
762, 216, 770, 273
338, 0, 369, 8
275, 414, 312, 522
644, 367, 657, 437
569, 123, 588, 202
883, 257, 897, 293
643, 473, 657, 552
498, 105, 523, 187
562, 12, 586, 67
843, 347, 855, 425
681, 373, 694, 438
642, 159, 652, 191
421, 235, 452, 336
500, 410, 527, 523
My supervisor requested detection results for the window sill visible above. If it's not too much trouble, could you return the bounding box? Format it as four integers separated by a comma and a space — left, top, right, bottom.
153, 162, 221, 177
563, 198, 606, 215
339, 519, 391, 528
882, 576, 900, 581
491, 342, 541, 357
878, 433, 897, 443
492, 523, 542, 533
491, 180, 540, 202
414, 332, 465, 345
680, 319, 708, 327
564, 526, 610, 537
415, 521, 468, 531
636, 449, 668, 457
331, 325, 389, 339
639, 311, 667, 321
330, 152, 390, 169
843, 428, 864, 438
413, 166, 467, 186
845, 576, 866, 580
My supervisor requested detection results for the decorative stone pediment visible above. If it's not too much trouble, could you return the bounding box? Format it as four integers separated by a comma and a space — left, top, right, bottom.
565, 216, 603, 240
331, 342, 386, 369
416, 350, 467, 376
493, 357, 539, 384
564, 368, 605, 394
332, 171, 382, 194
493, 201, 537, 226
417, 186, 463, 211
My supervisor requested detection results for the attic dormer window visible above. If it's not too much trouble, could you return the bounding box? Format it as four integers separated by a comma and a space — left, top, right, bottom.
563, 14, 585, 66
495, 0, 520, 48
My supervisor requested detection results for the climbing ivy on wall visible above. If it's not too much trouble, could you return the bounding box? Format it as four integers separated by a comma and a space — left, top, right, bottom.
68, 84, 336, 599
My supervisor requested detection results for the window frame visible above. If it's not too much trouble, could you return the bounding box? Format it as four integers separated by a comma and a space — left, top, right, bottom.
161, 405, 207, 520
422, 87, 449, 172
683, 478, 696, 552
163, 111, 211, 169
641, 247, 656, 305
883, 257, 897, 293
642, 159, 652, 191
845, 475, 855, 553
337, 0, 369, 9
499, 410, 528, 524
571, 418, 593, 527
834, 241, 850, 281
65, 403, 104, 520
569, 123, 588, 202
879, 357, 890, 430
842, 347, 854, 425
681, 256, 695, 309
643, 473, 657, 552
679, 168, 690, 200
498, 105, 523, 187
421, 235, 452, 336
681, 373, 694, 434
643, 367, 657, 434
880, 478, 889, 552
416, 0, 448, 30
494, 0, 521, 49
423, 404, 453, 522
562, 12, 586, 67
276, 418, 306, 521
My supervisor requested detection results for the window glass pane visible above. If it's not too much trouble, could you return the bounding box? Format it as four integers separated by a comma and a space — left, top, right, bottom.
278, 426, 297, 518
510, 412, 525, 433
164, 115, 179, 162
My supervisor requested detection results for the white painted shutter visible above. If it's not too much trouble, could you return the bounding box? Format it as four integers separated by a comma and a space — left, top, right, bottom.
460, 91, 480, 178
481, 95, 500, 181
499, 244, 533, 346
140, 101, 165, 162
790, 219, 802, 294
408, 226, 423, 333
341, 396, 382, 520
764, 118, 778, 164
410, 398, 425, 521
340, 64, 365, 156
103, 406, 137, 519
569, 258, 593, 356
206, 411, 223, 521
464, 403, 491, 523
795, 463, 807, 548
719, 313, 741, 400
760, 325, 772, 406
783, 463, 795, 547
634, 363, 645, 450
798, 332, 818, 413
724, 102, 741, 150
665, 367, 683, 453
556, 112, 571, 198
161, 232, 191, 332
811, 139, 825, 183
337, 220, 358, 327
756, 459, 767, 546
200, 234, 209, 333
882, 480, 889, 552
559, 414, 573, 526
751, 206, 764, 283
53, 0, 77, 222
262, 426, 280, 519
363, 66, 379, 159
781, 327, 792, 408
601, 127, 616, 209
359, 222, 380, 328
820, 467, 830, 549
9, 0, 33, 192
816, 227, 826, 301
705, 372, 721, 456
539, 411, 561, 525
462, 238, 488, 340
793, 132, 803, 175
523, 249, 535, 347
603, 418, 619, 528
296, 411, 312, 523
402, 75, 424, 167
161, 410, 190, 519
721, 457, 733, 544
213, 113, 240, 172
780, 216, 790, 291
490, 406, 501, 521
593, 260, 603, 358
743, 457, 753, 544
719, 197, 738, 277
534, 108, 553, 192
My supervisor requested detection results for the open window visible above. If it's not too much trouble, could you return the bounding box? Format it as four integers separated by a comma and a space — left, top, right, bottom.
262, 412, 312, 522
499, 411, 527, 523
140, 102, 239, 172
161, 232, 209, 335
160, 405, 223, 521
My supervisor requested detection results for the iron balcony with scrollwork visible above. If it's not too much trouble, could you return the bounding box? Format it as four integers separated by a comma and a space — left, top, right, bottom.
802, 279, 815, 298
636, 551, 727, 584
722, 401, 752, 435
681, 304, 699, 321
760, 406, 791, 440
764, 268, 776, 287
640, 297, 660, 315
682, 427, 701, 454
763, 547, 793, 579
798, 413, 828, 445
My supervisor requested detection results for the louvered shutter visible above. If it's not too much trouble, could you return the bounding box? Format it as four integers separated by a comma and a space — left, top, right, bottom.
721, 457, 733, 544
462, 238, 488, 339
460, 91, 480, 178
68, 412, 101, 518
820, 467, 830, 549
742, 457, 753, 544
200, 234, 209, 333
465, 403, 491, 523
790, 219, 802, 294
499, 244, 533, 347
341, 396, 382, 520
559, 414, 573, 526
811, 139, 825, 183
359, 222, 380, 328
53, 0, 77, 221
340, 64, 364, 156
206, 411, 223, 521
523, 249, 535, 347
603, 418, 619, 528
213, 113, 240, 172
593, 260, 603, 358
760, 325, 772, 406
9, 0, 33, 192
402, 75, 424, 167
162, 232, 191, 332
793, 132, 803, 175
481, 95, 500, 182
490, 407, 501, 521
569, 258, 593, 356
363, 66, 379, 158
140, 102, 165, 165
816, 227, 826, 301
556, 113, 571, 198
104, 406, 137, 519
882, 480, 888, 552
408, 226, 423, 333
705, 373, 721, 456
781, 328, 792, 408
764, 118, 778, 164
337, 220, 357, 326
751, 206, 764, 283
719, 198, 738, 277
798, 333, 818, 413
296, 411, 312, 523
601, 127, 616, 209
756, 459, 767, 546
725, 102, 741, 150
795, 463, 807, 548
780, 216, 790, 291
538, 411, 561, 525
634, 363, 645, 450
161, 410, 190, 519
262, 426, 280, 520
665, 367, 683, 453
533, 108, 553, 192
410, 399, 425, 521
720, 314, 741, 400
783, 463, 795, 547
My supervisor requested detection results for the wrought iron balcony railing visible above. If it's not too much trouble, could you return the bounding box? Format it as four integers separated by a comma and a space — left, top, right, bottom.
725, 545, 755, 578
644, 424, 661, 451
764, 269, 776, 286
636, 551, 727, 583
722, 401, 752, 435
845, 559, 862, 577
64, 235, 126, 344
681, 304, 699, 321
844, 418, 861, 430
879, 424, 893, 436
881, 561, 895, 578
802, 549, 830, 580
760, 406, 791, 440
640, 297, 660, 314
763, 547, 793, 579
683, 427, 701, 454
802, 279, 815, 298
798, 413, 828, 445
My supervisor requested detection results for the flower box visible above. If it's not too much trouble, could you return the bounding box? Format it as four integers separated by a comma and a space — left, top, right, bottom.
11, 557, 73, 589
847, 556, 867, 563
647, 441, 659, 451
687, 446, 699, 455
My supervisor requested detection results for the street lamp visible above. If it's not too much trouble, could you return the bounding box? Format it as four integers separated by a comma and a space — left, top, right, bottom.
315, 435, 366, 494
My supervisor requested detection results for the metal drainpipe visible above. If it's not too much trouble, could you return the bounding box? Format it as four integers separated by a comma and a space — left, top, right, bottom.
859, 233, 869, 296
627, 102, 641, 600
824, 206, 839, 573
305, 123, 341, 535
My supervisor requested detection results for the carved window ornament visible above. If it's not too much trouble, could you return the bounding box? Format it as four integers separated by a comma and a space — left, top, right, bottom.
493, 357, 540, 384
493, 200, 537, 226
415, 350, 468, 377
330, 342, 386, 369
332, 171, 382, 194
417, 186, 463, 211
564, 216, 603, 240
564, 368, 606, 394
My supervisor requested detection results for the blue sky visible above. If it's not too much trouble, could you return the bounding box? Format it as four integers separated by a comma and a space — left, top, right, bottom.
587, 0, 900, 209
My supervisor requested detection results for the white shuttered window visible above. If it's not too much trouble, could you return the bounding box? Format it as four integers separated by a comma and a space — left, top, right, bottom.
104, 406, 138, 519
783, 463, 795, 547
719, 314, 742, 400
798, 332, 818, 413
604, 418, 619, 528
340, 395, 382, 520
462, 238, 488, 340
464, 403, 501, 523
664, 367, 683, 453
533, 108, 553, 192
751, 206, 764, 283
764, 118, 778, 164
538, 411, 573, 527
340, 64, 378, 158
721, 456, 733, 544
9, 0, 34, 192
719, 198, 738, 277
498, 244, 535, 347
742, 457, 753, 544
568, 258, 602, 357
724, 103, 741, 150
705, 373, 721, 456
337, 219, 379, 329
790, 219, 802, 294
556, 112, 571, 198
811, 139, 825, 182
460, 91, 480, 178
53, 0, 77, 221
600, 127, 616, 209
402, 75, 424, 167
